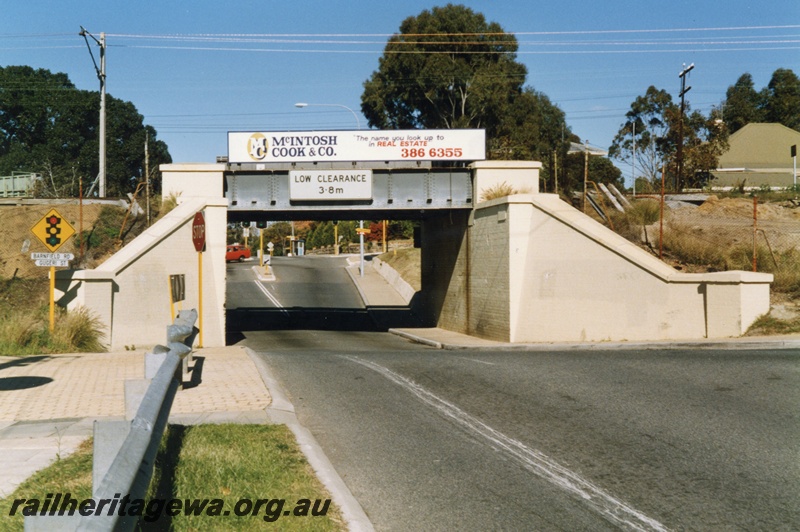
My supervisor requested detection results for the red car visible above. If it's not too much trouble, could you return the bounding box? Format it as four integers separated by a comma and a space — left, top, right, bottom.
226, 244, 251, 262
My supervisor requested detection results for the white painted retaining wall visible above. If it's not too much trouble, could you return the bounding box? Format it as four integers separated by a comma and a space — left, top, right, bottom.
55, 197, 227, 350
442, 193, 772, 342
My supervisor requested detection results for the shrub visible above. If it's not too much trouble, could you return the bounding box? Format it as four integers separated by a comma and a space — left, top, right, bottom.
51, 307, 106, 353
626, 199, 661, 227
0, 306, 105, 355
0, 313, 44, 354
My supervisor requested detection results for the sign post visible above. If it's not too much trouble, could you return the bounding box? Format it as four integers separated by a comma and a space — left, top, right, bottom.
358, 221, 365, 277
192, 211, 206, 348
31, 209, 75, 332
266, 241, 274, 272
260, 229, 265, 268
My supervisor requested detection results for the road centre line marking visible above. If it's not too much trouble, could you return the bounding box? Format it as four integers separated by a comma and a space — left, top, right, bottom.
253, 280, 289, 316
342, 355, 669, 532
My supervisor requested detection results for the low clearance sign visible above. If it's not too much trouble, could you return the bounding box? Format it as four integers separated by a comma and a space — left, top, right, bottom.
227, 129, 485, 164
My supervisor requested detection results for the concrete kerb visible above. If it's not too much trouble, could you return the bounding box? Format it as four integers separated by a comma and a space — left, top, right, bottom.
389, 329, 443, 349
246, 348, 375, 532
345, 264, 370, 307
389, 328, 800, 351
252, 264, 276, 282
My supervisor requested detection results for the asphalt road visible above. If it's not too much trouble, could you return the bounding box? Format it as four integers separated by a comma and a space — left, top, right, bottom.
241, 333, 799, 531
226, 255, 363, 310
226, 256, 421, 334
228, 257, 800, 530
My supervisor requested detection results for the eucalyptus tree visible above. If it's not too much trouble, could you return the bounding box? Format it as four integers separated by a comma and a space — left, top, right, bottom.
610, 86, 728, 190
0, 65, 170, 197
361, 4, 572, 188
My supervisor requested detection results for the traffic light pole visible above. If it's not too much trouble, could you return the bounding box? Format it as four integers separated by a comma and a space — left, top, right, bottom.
359, 220, 365, 277
260, 228, 264, 268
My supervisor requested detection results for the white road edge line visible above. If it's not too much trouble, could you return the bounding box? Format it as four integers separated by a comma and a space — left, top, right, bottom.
253, 280, 289, 316
343, 355, 669, 532
454, 356, 496, 366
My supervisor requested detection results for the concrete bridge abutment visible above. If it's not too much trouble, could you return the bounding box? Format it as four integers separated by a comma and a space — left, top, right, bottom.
56, 159, 771, 349
421, 160, 772, 341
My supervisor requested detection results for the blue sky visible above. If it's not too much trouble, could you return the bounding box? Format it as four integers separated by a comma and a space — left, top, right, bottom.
2, 1, 798, 187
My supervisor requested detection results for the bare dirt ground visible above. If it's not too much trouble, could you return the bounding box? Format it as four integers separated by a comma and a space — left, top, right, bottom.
0, 204, 106, 280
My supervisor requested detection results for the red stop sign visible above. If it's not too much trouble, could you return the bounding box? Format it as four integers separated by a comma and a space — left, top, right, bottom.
192, 212, 205, 252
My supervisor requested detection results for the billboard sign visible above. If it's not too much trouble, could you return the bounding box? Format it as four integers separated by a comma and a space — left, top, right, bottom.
227, 129, 485, 164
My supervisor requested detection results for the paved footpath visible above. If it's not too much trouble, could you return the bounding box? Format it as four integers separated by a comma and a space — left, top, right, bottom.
0, 347, 271, 497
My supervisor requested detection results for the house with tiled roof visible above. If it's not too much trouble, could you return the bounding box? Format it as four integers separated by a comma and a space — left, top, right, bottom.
710, 123, 800, 190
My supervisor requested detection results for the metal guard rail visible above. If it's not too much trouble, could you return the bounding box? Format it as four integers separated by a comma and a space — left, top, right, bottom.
25, 309, 197, 532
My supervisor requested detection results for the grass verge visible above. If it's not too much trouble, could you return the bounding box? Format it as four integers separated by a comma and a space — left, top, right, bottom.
377, 247, 421, 291
0, 439, 93, 532
0, 279, 105, 355
745, 314, 800, 336
0, 424, 344, 531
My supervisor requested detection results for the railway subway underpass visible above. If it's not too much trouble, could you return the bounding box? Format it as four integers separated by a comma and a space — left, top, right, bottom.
54, 159, 772, 351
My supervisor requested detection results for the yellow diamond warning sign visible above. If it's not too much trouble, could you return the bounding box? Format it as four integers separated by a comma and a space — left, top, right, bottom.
31, 209, 76, 252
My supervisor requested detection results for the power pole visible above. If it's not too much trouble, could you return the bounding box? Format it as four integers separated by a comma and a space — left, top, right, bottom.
553, 149, 558, 195
677, 63, 694, 192
145, 132, 151, 227
583, 140, 589, 213
80, 27, 107, 197
631, 121, 636, 197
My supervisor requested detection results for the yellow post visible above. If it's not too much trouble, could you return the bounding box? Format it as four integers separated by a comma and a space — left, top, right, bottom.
198, 251, 203, 348
49, 266, 55, 332
334, 223, 339, 255
259, 229, 264, 267
169, 277, 175, 322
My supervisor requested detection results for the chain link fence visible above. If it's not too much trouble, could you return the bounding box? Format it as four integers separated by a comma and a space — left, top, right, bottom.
614, 195, 800, 297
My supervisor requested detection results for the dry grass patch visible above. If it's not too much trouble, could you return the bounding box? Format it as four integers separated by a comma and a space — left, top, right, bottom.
479, 181, 532, 202
378, 247, 421, 291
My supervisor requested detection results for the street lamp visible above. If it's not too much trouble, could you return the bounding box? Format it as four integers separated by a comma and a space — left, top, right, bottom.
294, 102, 361, 130
294, 102, 366, 274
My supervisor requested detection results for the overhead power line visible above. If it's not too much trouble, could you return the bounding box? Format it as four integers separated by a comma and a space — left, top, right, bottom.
2, 24, 797, 55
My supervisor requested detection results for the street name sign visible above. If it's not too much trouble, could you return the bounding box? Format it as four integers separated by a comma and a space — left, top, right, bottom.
31, 252, 75, 261
35, 259, 70, 267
